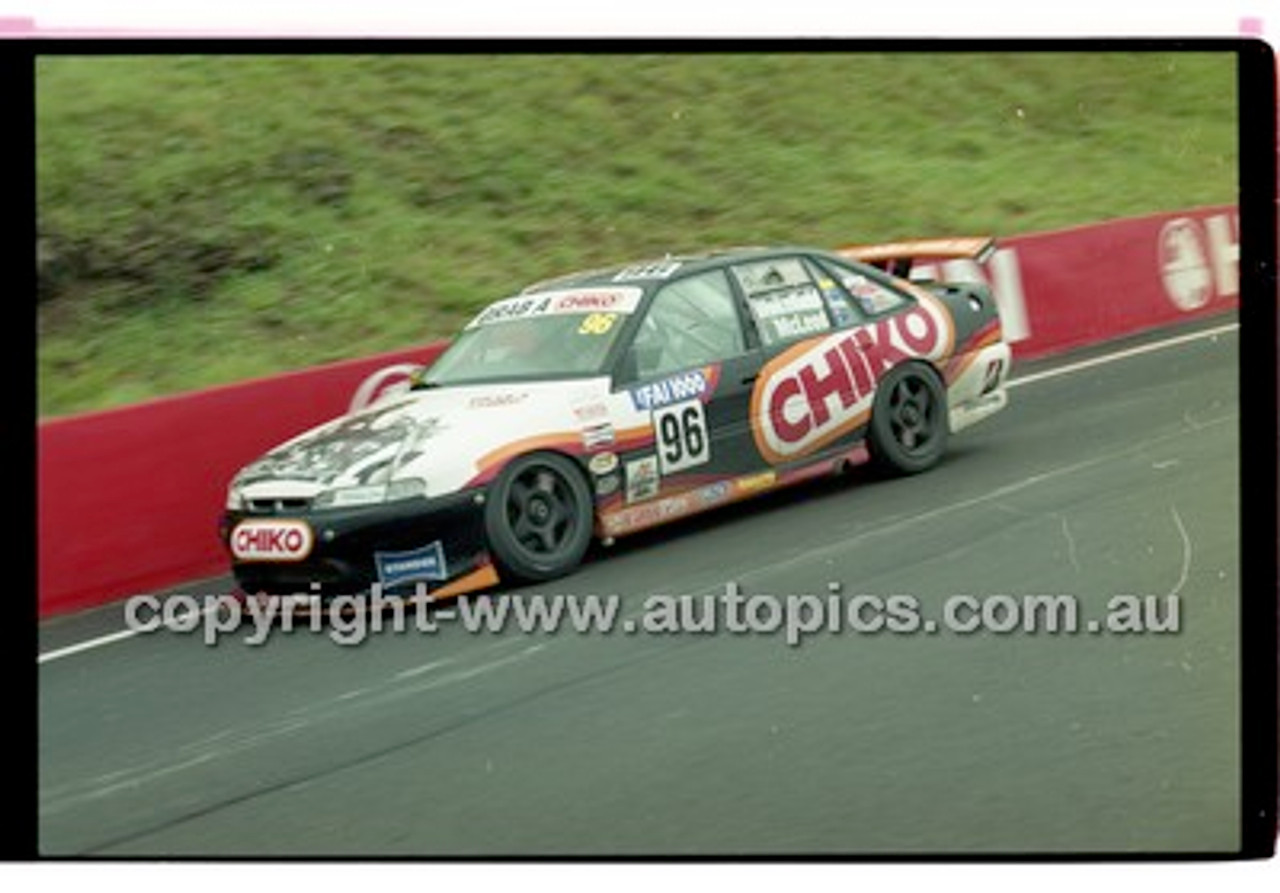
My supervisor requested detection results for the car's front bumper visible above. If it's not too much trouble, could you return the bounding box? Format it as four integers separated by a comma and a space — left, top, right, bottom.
220, 487, 497, 600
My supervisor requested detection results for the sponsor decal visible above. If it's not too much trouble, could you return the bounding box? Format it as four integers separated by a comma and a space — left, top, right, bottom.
572, 400, 610, 423
594, 472, 621, 497
625, 455, 661, 503
603, 492, 695, 535
734, 470, 777, 494
468, 392, 529, 409
466, 287, 642, 328
733, 258, 812, 295
374, 540, 448, 590
612, 260, 683, 281
231, 519, 314, 562
750, 294, 953, 465
628, 364, 721, 411
549, 289, 641, 314
695, 481, 731, 506
602, 480, 732, 535
467, 295, 553, 328
837, 273, 909, 316
582, 422, 616, 450
588, 451, 620, 476
817, 279, 858, 327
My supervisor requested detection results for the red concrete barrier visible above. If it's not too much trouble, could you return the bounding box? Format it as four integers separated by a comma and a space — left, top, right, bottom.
912, 204, 1240, 357
37, 205, 1240, 617
38, 343, 447, 616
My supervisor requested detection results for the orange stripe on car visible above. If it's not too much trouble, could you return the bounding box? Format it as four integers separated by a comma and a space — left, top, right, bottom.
470, 424, 655, 486
943, 320, 1003, 384
426, 562, 501, 601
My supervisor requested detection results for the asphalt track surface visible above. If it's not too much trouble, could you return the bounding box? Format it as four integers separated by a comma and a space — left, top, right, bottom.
39, 318, 1241, 856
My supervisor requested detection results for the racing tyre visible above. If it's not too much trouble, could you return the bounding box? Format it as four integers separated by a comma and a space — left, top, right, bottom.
868, 362, 949, 475
485, 451, 594, 582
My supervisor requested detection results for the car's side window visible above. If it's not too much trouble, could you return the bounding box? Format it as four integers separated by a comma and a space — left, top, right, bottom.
731, 257, 833, 347
626, 269, 745, 379
803, 258, 862, 328
816, 258, 911, 317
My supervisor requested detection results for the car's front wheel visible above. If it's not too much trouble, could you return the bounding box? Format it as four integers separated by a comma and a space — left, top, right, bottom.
868, 362, 949, 474
484, 451, 594, 582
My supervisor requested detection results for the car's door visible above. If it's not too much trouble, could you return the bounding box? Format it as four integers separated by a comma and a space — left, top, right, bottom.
612, 267, 765, 503
727, 254, 876, 468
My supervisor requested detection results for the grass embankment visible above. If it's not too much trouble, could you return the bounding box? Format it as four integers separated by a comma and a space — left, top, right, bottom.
37, 52, 1237, 415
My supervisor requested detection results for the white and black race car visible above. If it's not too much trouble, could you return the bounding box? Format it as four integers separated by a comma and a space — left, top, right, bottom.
221, 240, 1011, 601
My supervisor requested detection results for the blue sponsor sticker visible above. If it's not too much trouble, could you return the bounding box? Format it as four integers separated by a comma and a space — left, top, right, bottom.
696, 481, 731, 505
375, 541, 448, 589
628, 366, 719, 411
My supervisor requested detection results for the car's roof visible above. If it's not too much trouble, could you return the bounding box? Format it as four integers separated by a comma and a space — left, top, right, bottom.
519, 245, 839, 294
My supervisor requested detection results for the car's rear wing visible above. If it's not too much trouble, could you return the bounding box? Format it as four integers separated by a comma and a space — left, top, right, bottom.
835, 236, 996, 280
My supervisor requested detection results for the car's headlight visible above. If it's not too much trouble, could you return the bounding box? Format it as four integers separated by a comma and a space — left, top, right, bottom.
226, 485, 244, 511
312, 477, 427, 509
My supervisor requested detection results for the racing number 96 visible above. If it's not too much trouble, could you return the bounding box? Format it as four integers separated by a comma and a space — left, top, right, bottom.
655, 400, 708, 473
578, 313, 618, 335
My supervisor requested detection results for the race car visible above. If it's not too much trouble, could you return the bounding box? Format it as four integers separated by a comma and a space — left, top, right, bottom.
221, 240, 1011, 601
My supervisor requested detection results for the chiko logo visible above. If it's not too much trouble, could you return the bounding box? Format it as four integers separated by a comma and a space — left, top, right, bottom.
230, 520, 314, 562
549, 290, 635, 312
468, 287, 641, 327
751, 295, 953, 464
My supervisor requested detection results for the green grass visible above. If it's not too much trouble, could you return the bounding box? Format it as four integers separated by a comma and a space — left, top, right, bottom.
36, 51, 1238, 416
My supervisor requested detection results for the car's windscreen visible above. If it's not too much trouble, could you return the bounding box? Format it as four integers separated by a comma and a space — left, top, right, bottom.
421, 286, 643, 385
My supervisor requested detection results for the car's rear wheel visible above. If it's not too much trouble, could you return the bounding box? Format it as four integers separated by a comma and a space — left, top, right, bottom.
484, 451, 593, 582
868, 362, 949, 474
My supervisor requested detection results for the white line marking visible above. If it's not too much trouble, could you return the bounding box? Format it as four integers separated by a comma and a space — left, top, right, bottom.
37, 628, 142, 664
37, 321, 1238, 664
393, 658, 453, 680
1006, 322, 1237, 389
38, 600, 222, 665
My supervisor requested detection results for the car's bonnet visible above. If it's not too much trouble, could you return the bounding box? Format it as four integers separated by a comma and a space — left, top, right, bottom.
233, 377, 616, 495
